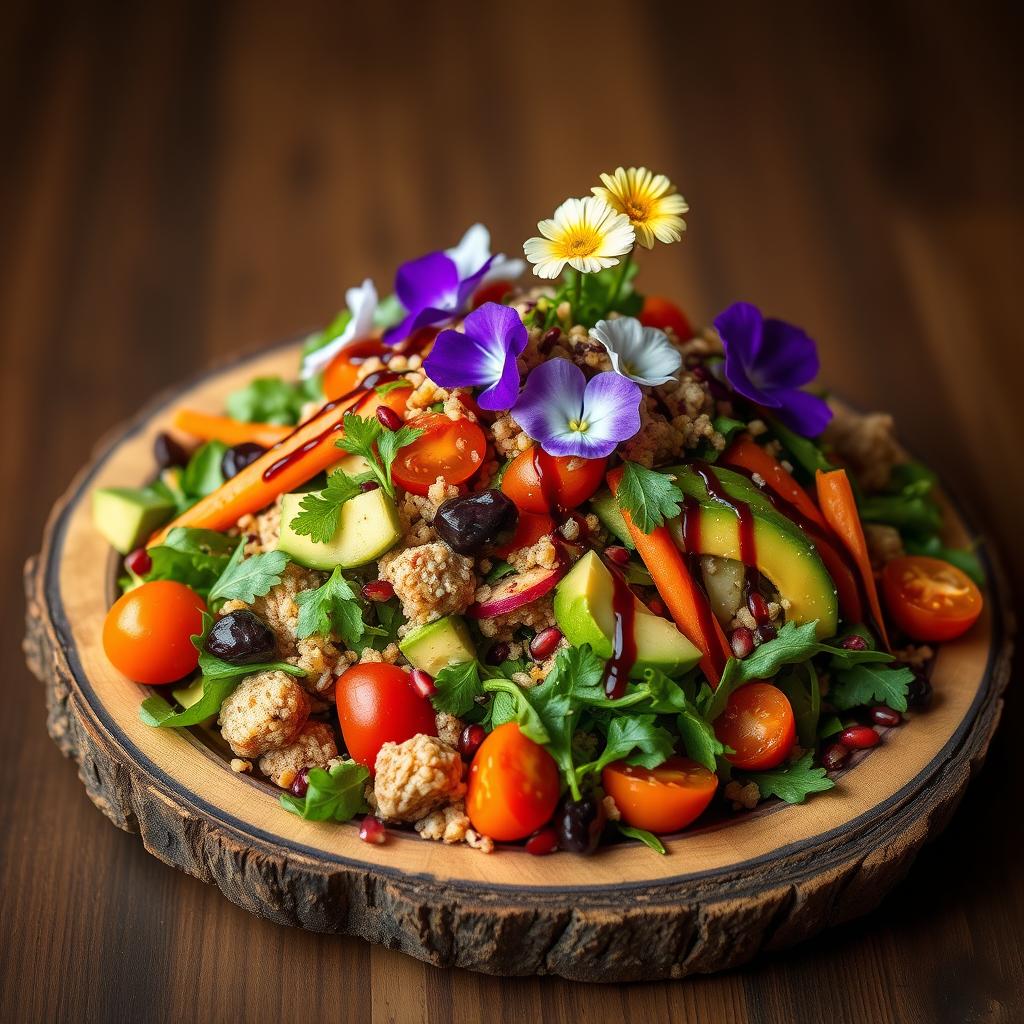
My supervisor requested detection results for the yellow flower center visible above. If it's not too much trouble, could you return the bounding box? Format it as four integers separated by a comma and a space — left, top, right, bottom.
568, 418, 589, 433
561, 228, 601, 258
625, 198, 651, 223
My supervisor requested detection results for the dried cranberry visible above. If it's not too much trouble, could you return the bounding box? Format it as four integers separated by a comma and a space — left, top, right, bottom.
290, 771, 309, 797
486, 642, 510, 666
839, 725, 880, 750
154, 432, 189, 470
529, 627, 562, 662
554, 796, 606, 855
730, 627, 754, 659
525, 827, 560, 856
458, 724, 486, 760
822, 743, 849, 771
361, 580, 395, 602
839, 633, 868, 651
124, 548, 152, 577
204, 610, 277, 665
221, 442, 266, 480
435, 490, 518, 555
376, 406, 402, 431
604, 545, 631, 566
409, 669, 436, 699
359, 816, 387, 844
870, 706, 903, 727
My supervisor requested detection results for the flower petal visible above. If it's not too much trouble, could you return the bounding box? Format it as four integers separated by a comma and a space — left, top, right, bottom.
772, 388, 833, 437
512, 359, 586, 449
300, 278, 378, 379
446, 223, 491, 280
590, 317, 681, 386
714, 301, 765, 367
578, 371, 643, 455
753, 318, 820, 390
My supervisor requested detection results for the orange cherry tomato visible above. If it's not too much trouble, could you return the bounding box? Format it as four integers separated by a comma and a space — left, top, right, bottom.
472, 280, 513, 307
102, 581, 207, 684
715, 682, 796, 771
466, 723, 560, 841
335, 663, 437, 769
500, 447, 606, 514
638, 295, 693, 341
390, 413, 487, 496
602, 756, 718, 834
322, 339, 388, 400
882, 555, 983, 643
493, 509, 554, 558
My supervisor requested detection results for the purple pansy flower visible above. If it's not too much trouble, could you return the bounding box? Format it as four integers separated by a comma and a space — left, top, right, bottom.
512, 359, 642, 459
423, 302, 528, 411
383, 224, 523, 345
713, 302, 833, 437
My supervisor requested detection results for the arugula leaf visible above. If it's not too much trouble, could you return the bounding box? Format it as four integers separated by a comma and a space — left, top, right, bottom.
829, 662, 914, 712
675, 708, 726, 771
481, 677, 551, 746
181, 441, 228, 499
371, 600, 406, 649
615, 461, 683, 534
301, 309, 353, 358
336, 413, 422, 498
817, 713, 845, 739
145, 527, 237, 595
287, 469, 366, 544
744, 751, 834, 804
279, 760, 370, 822
207, 543, 289, 605
226, 375, 322, 426
547, 644, 606, 702
587, 715, 675, 774
617, 823, 667, 855
294, 567, 367, 648
432, 661, 485, 717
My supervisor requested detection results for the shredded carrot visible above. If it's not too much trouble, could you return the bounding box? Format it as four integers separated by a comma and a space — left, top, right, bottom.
172, 409, 293, 449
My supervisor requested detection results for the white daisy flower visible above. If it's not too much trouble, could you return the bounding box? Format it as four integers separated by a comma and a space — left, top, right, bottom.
590, 316, 682, 386
523, 197, 635, 280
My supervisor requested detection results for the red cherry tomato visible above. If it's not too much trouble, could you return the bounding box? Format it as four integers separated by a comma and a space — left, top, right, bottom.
715, 682, 796, 771
466, 723, 560, 841
472, 281, 513, 307
500, 447, 606, 514
390, 413, 487, 496
335, 663, 437, 769
602, 756, 718, 834
638, 296, 693, 340
882, 555, 983, 642
493, 510, 554, 558
322, 339, 389, 400
102, 581, 207, 684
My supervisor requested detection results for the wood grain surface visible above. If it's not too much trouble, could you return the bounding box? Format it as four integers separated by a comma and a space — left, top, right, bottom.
2, 0, 1021, 1020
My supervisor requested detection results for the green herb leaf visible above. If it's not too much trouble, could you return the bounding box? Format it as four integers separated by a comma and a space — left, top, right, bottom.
614, 461, 683, 534
336, 413, 422, 497
617, 823, 667, 855
287, 469, 366, 544
207, 544, 289, 605
675, 708, 726, 771
376, 424, 424, 491
145, 527, 238, 595
375, 378, 414, 396
432, 661, 485, 718
181, 441, 228, 499
744, 751, 834, 804
589, 714, 675, 774
279, 760, 370, 822
766, 414, 835, 477
829, 662, 914, 712
294, 567, 367, 648
226, 375, 322, 426
485, 560, 516, 584
775, 663, 821, 747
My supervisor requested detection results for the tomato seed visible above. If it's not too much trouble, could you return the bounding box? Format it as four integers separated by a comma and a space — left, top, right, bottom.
870, 706, 903, 727
525, 827, 560, 856
376, 406, 402, 431
839, 725, 880, 750
409, 669, 436, 699
822, 743, 849, 771
361, 580, 394, 602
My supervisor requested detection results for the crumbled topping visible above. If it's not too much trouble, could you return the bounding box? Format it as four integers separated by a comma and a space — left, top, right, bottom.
474, 594, 556, 641
724, 780, 760, 811
378, 542, 477, 625
373, 733, 466, 822
218, 670, 310, 758
823, 407, 902, 492
257, 721, 338, 788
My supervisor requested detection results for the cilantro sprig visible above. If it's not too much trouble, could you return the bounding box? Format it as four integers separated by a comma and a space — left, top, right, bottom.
615, 461, 683, 534
294, 567, 371, 649
207, 541, 289, 606
742, 751, 834, 804
336, 412, 423, 498
279, 760, 370, 822
289, 469, 367, 544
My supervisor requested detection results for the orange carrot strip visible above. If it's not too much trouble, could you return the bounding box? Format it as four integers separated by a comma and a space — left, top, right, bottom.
816, 468, 890, 649
608, 468, 731, 685
149, 388, 409, 546
172, 409, 293, 449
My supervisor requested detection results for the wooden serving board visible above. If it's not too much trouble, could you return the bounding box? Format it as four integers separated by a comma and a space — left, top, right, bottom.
23, 342, 1015, 983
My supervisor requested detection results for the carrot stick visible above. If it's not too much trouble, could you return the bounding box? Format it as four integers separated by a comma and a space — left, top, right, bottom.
172, 409, 293, 449
608, 468, 731, 685
816, 469, 890, 649
149, 388, 409, 546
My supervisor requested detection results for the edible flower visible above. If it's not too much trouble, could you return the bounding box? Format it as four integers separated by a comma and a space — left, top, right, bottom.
512, 359, 642, 458
592, 167, 688, 249
300, 279, 378, 379
590, 316, 681, 386
523, 197, 634, 280
713, 301, 833, 437
423, 302, 527, 411
384, 224, 523, 345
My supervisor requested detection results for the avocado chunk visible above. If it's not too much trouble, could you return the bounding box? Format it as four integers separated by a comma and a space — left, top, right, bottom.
92, 486, 176, 554
171, 677, 206, 710
278, 487, 401, 570
666, 465, 838, 638
399, 616, 475, 676
554, 551, 702, 678
589, 489, 635, 548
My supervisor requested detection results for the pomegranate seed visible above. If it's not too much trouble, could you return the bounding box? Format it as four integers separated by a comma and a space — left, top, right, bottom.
360, 480, 380, 492
459, 724, 486, 759
605, 545, 631, 566
839, 634, 868, 651
730, 627, 754, 659
747, 591, 770, 624
359, 816, 387, 845
124, 548, 152, 577
870, 706, 903, 727
409, 669, 436, 699
822, 743, 849, 771
648, 598, 667, 617
839, 725, 880, 750
376, 406, 402, 431
525, 827, 560, 856
753, 623, 777, 645
361, 579, 395, 602
486, 642, 510, 665
290, 771, 309, 797
689, 364, 709, 382
529, 627, 563, 661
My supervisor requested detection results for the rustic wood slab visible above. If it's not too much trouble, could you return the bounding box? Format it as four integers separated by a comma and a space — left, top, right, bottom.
23, 342, 1014, 983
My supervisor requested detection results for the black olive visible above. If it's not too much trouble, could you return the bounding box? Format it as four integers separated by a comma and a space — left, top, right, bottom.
221, 442, 266, 480
434, 489, 518, 555
554, 795, 607, 855
205, 610, 277, 665
906, 670, 933, 708
154, 432, 189, 470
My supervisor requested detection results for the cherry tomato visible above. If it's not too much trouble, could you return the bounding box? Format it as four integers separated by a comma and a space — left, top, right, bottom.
102, 581, 207, 684
602, 756, 717, 834
466, 723, 560, 841
493, 510, 554, 559
638, 295, 693, 341
336, 663, 437, 769
390, 413, 487, 496
322, 339, 389, 400
500, 447, 606, 514
715, 682, 796, 771
472, 281, 513, 308
882, 555, 983, 642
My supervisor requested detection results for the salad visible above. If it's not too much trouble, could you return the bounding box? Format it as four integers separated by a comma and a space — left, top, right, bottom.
93, 167, 986, 856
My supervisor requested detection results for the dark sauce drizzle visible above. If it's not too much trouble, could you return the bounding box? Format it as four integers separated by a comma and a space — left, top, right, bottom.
603, 564, 638, 699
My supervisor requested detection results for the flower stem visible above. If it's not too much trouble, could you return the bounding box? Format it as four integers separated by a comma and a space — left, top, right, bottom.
572, 270, 582, 316
608, 250, 634, 310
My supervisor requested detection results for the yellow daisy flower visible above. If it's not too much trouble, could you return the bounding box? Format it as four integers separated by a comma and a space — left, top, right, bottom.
523, 196, 635, 280
592, 167, 688, 249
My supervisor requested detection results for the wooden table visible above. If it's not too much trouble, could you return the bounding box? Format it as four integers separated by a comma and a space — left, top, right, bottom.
3, 2, 1020, 1020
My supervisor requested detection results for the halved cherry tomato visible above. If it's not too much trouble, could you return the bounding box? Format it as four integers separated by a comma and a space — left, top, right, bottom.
501, 447, 606, 514
493, 510, 554, 559
882, 555, 983, 642
322, 339, 388, 400
335, 663, 437, 769
466, 722, 560, 841
390, 413, 488, 496
638, 295, 693, 341
715, 682, 796, 771
102, 581, 207, 684
602, 756, 718, 834
472, 280, 513, 308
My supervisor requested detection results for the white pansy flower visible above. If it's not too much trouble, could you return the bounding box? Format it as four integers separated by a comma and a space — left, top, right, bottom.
447, 223, 525, 288
300, 279, 378, 379
590, 316, 681, 386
